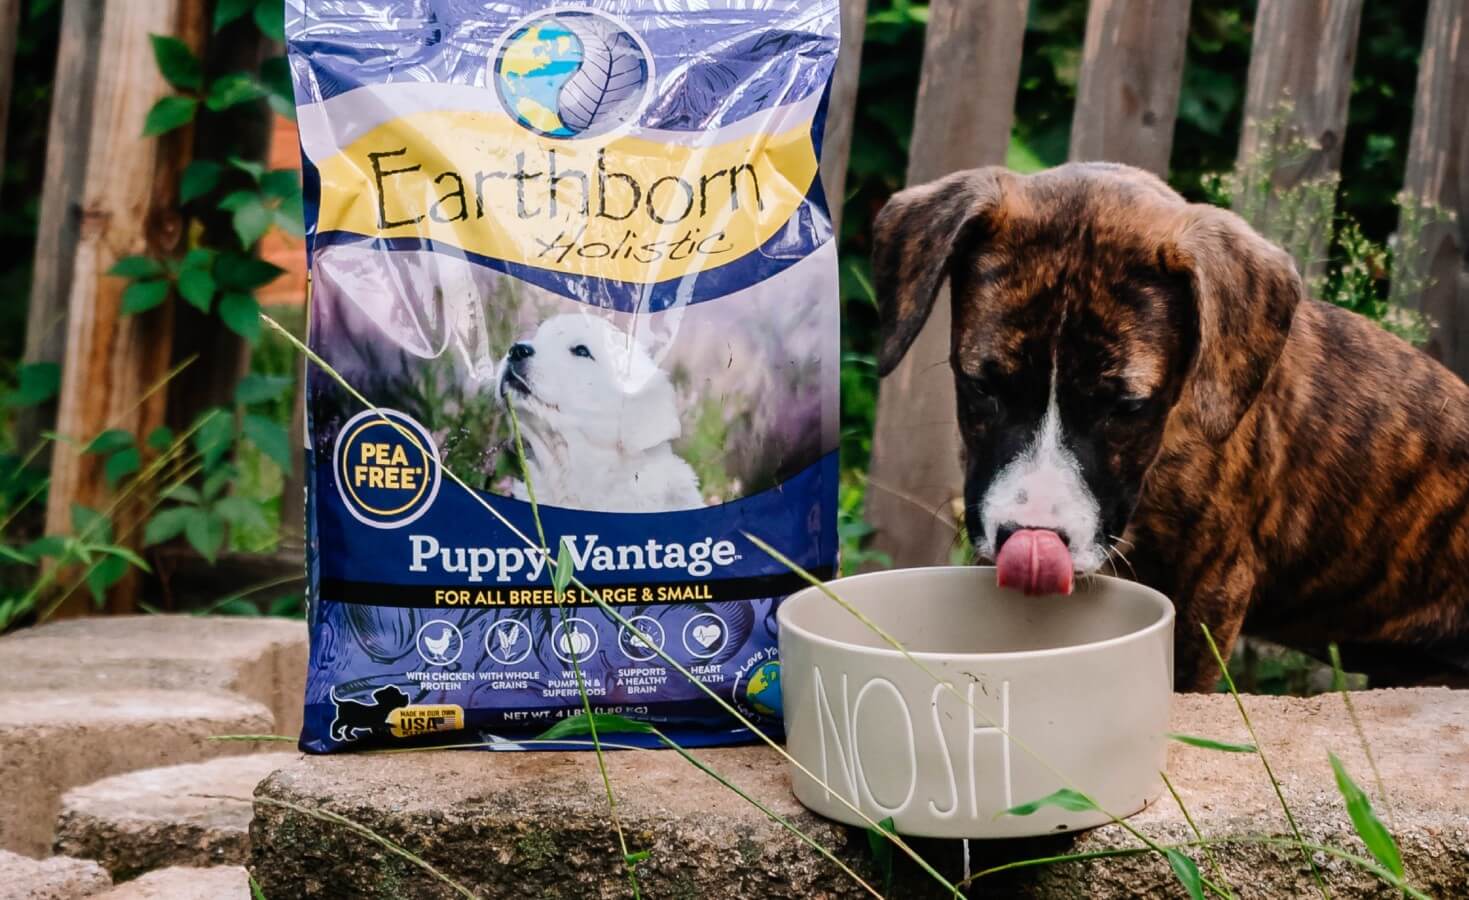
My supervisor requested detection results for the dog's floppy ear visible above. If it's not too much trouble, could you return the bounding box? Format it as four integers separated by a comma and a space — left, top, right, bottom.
618, 372, 682, 452
1165, 205, 1303, 441
872, 168, 1005, 375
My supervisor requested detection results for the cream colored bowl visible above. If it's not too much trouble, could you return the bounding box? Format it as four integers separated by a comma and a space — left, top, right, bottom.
778, 566, 1173, 838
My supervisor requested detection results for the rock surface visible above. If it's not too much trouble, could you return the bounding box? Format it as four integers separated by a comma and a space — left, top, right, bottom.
0, 690, 275, 856
0, 850, 111, 900
0, 615, 307, 735
90, 865, 249, 899
55, 753, 298, 879
250, 688, 1469, 899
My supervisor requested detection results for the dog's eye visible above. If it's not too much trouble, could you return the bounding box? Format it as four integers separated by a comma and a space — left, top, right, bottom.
570, 344, 594, 359
1113, 394, 1150, 416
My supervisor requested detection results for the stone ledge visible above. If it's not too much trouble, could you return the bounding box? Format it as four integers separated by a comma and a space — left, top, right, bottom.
0, 691, 275, 857
249, 688, 1469, 899
0, 850, 111, 900
0, 615, 307, 736
90, 865, 249, 899
54, 753, 299, 880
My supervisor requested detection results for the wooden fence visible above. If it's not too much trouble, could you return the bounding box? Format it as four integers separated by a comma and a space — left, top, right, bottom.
6, 0, 1468, 603
818, 0, 1469, 568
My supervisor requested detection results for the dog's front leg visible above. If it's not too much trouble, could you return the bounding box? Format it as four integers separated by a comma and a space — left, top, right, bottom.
1172, 561, 1255, 692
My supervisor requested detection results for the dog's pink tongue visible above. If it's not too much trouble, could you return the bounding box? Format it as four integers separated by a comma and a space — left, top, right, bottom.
996, 529, 1074, 596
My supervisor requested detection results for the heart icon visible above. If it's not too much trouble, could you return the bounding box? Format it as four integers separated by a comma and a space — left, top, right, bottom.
692, 623, 721, 649
558, 628, 591, 657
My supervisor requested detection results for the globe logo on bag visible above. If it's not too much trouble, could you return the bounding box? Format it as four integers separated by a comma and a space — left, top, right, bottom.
493, 10, 651, 139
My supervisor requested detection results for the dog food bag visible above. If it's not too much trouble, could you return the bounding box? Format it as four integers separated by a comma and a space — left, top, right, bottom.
287, 1, 840, 751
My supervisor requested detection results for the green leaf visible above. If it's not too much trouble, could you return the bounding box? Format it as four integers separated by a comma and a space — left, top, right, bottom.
228, 155, 266, 182
71, 503, 112, 542
84, 429, 135, 455
534, 713, 654, 742
865, 816, 897, 890
180, 160, 222, 203
273, 196, 305, 237
235, 373, 292, 405
121, 279, 171, 314
253, 0, 285, 41
177, 265, 217, 312
108, 255, 165, 279
192, 410, 235, 469
160, 482, 202, 504
184, 508, 226, 563
1329, 753, 1403, 878
260, 169, 299, 199
266, 593, 304, 617
143, 95, 199, 136
242, 413, 292, 472
6, 362, 61, 407
552, 538, 574, 597
1167, 733, 1258, 754
146, 425, 176, 452
144, 506, 194, 546
103, 446, 142, 487
230, 198, 274, 247
0, 545, 33, 565
249, 874, 269, 900
214, 253, 284, 290
205, 73, 268, 112
214, 495, 270, 532
86, 553, 129, 606
214, 597, 261, 616
213, 0, 254, 32
260, 56, 296, 120
1003, 788, 1099, 817
93, 543, 151, 572
1165, 849, 1205, 900
23, 535, 67, 559
202, 464, 237, 501
149, 34, 202, 91
219, 292, 263, 342
624, 850, 651, 865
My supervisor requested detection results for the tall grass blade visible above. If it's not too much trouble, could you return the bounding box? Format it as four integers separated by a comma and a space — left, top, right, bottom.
1328, 753, 1403, 879
1202, 624, 1330, 899
1165, 848, 1205, 900
1167, 733, 1257, 754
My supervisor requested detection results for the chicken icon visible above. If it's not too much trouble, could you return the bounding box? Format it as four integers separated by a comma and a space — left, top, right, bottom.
421, 626, 456, 662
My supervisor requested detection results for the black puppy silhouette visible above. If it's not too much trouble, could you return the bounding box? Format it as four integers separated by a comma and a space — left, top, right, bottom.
329, 684, 410, 742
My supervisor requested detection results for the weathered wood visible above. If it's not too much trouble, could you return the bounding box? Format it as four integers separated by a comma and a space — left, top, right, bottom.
1234, 0, 1364, 280
864, 0, 1028, 568
1399, 0, 1469, 379
1069, 0, 1192, 175
819, 0, 868, 237
0, 0, 21, 194
44, 0, 206, 615
17, 0, 106, 457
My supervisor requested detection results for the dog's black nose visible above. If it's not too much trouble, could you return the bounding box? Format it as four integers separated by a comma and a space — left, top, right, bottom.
995, 523, 1070, 552
508, 342, 534, 362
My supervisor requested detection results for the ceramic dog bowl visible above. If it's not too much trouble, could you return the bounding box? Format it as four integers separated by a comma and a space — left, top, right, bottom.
778, 566, 1173, 838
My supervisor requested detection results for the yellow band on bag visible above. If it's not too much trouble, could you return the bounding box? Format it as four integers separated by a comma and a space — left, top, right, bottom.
315, 110, 820, 283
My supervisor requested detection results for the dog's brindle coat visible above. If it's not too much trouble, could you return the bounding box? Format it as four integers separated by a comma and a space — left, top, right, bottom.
874, 162, 1469, 691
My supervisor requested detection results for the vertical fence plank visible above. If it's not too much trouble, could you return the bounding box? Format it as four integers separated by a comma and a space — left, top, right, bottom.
17, 0, 106, 457
0, 0, 21, 192
865, 0, 1029, 568
1233, 0, 1363, 281
820, 0, 868, 237
42, 1, 204, 615
1069, 0, 1192, 175
1399, 0, 1469, 379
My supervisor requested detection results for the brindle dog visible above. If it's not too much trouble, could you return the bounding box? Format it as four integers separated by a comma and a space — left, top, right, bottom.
873, 162, 1469, 691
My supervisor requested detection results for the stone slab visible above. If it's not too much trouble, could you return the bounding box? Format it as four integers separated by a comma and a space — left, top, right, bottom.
0, 850, 111, 900
55, 753, 298, 879
90, 865, 249, 899
249, 689, 1469, 898
0, 615, 307, 736
0, 690, 274, 857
